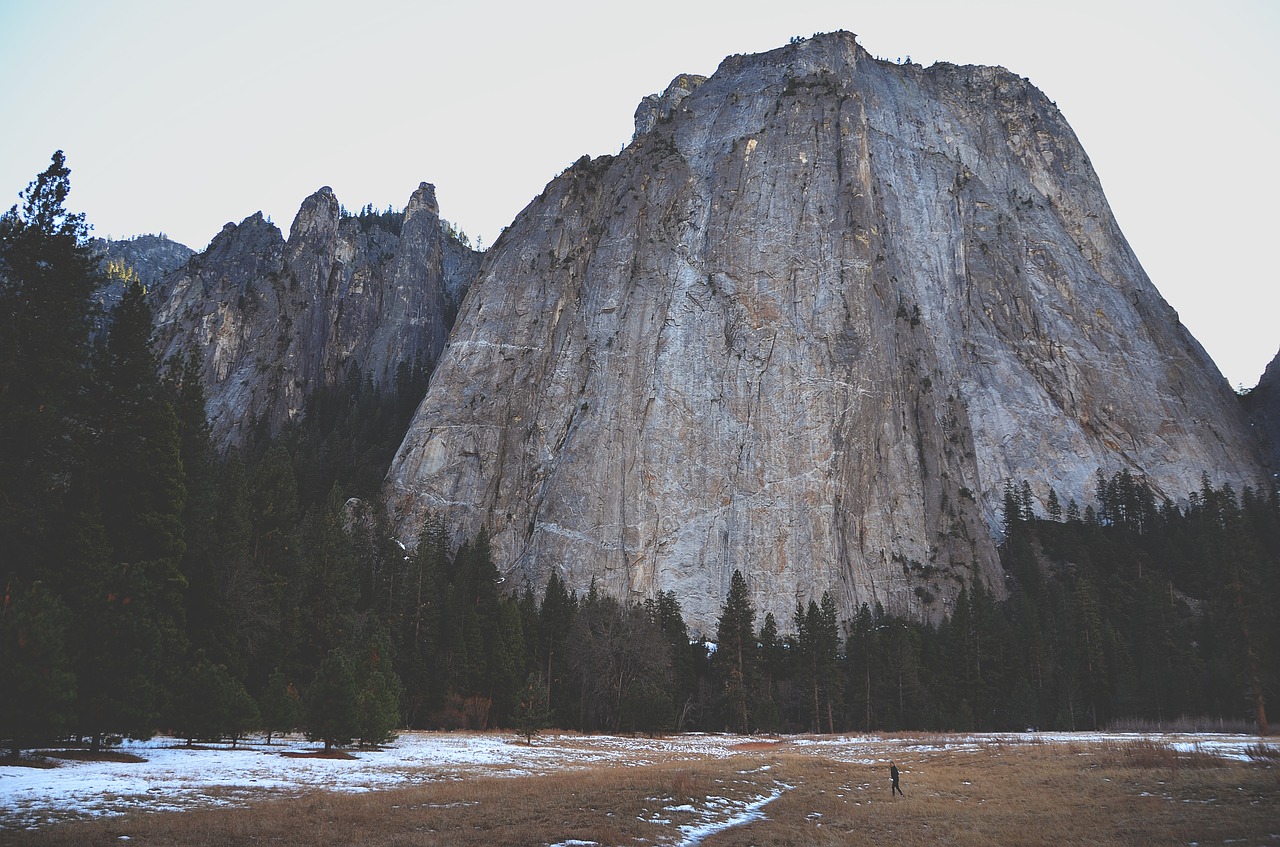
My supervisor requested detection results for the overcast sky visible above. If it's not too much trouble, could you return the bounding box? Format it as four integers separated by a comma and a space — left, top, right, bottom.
1, 0, 1275, 388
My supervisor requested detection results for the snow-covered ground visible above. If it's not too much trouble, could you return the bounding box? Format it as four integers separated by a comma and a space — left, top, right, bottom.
0, 732, 749, 831
1, 730, 1272, 836
786, 730, 1271, 763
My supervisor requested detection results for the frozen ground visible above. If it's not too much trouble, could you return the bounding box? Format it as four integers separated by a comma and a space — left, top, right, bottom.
1, 730, 1273, 836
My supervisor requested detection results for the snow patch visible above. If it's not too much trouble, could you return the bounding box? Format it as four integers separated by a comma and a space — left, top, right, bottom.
675, 782, 792, 846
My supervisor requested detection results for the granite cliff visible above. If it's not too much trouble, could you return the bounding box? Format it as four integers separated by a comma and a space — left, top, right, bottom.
150, 183, 480, 448
1245, 348, 1280, 469
385, 32, 1271, 631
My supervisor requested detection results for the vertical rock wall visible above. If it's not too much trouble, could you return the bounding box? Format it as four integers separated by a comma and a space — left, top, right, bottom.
385, 32, 1270, 631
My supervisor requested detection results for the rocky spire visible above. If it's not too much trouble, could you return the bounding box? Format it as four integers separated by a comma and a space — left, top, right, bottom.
149, 183, 481, 449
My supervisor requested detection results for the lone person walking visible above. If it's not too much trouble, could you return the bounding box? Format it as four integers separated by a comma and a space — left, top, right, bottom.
890, 761, 904, 796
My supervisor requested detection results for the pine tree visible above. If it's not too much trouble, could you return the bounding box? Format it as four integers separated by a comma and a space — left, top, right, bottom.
845, 603, 878, 730
0, 155, 108, 757
208, 451, 281, 690
814, 592, 843, 731
258, 669, 301, 744
71, 277, 189, 750
395, 517, 447, 727
882, 615, 927, 730
247, 446, 301, 668
439, 528, 522, 724
537, 569, 577, 726
1019, 480, 1036, 522
1201, 484, 1274, 734
944, 583, 988, 729
513, 672, 550, 743
488, 598, 527, 724
93, 280, 189, 579
168, 352, 236, 664
291, 486, 358, 676
713, 570, 757, 732
224, 677, 260, 748
1068, 578, 1110, 730
304, 649, 360, 750
749, 611, 785, 733
0, 582, 76, 756
648, 590, 697, 730
517, 583, 540, 681
170, 655, 256, 746
1002, 479, 1022, 538
171, 655, 232, 746
0, 152, 100, 597
794, 599, 824, 731
1047, 489, 1062, 522
348, 498, 398, 617
351, 627, 401, 748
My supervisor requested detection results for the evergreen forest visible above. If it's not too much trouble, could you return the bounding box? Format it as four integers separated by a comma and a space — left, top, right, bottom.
2, 153, 1277, 757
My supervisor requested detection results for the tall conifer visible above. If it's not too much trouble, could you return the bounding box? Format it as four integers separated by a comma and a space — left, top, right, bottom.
74, 277, 188, 748
714, 570, 757, 732
0, 151, 99, 596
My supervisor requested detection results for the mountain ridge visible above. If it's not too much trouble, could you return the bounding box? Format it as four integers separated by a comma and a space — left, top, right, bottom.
148, 183, 480, 449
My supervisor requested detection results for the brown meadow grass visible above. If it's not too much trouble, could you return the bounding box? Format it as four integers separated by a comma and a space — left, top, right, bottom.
4, 738, 1277, 846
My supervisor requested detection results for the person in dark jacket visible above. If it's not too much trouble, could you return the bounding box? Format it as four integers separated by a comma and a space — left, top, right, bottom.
890, 761, 904, 796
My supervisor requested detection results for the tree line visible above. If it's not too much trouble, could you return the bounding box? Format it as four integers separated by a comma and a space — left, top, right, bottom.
2, 153, 1276, 758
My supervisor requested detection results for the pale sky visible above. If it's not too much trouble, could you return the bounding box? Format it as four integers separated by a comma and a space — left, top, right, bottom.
1, 0, 1275, 388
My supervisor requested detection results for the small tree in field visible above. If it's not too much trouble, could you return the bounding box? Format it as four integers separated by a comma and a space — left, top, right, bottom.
514, 673, 550, 744
225, 681, 260, 749
352, 625, 401, 748
304, 649, 360, 750
355, 669, 401, 748
258, 670, 301, 744
171, 656, 232, 745
171, 655, 258, 746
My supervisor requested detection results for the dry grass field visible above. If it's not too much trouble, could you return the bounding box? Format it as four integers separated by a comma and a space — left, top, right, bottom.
3, 735, 1276, 847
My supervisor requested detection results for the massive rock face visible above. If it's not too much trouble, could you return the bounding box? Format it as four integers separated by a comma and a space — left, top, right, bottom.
151, 184, 481, 448
385, 32, 1271, 631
